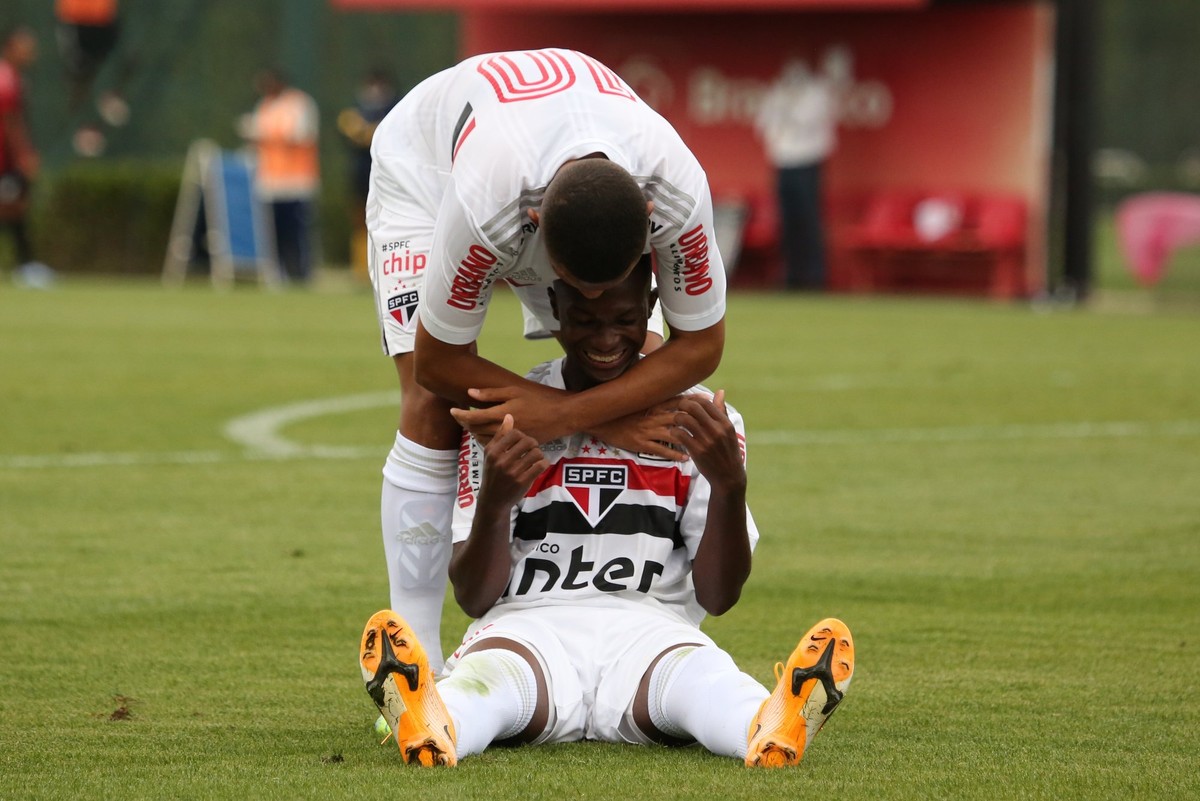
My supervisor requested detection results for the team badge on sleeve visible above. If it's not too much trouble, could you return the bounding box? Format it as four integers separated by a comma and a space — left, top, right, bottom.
563, 464, 627, 526
387, 290, 420, 326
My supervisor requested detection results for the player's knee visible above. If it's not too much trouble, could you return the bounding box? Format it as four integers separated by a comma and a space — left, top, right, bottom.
456, 643, 552, 744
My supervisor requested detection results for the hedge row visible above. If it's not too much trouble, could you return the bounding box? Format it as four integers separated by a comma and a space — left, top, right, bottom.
27, 162, 181, 276
20, 161, 352, 276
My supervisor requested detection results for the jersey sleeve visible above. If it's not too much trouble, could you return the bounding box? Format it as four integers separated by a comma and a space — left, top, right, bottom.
648, 172, 727, 333
417, 176, 511, 346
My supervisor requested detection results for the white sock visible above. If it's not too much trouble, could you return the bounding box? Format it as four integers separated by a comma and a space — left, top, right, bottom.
380, 432, 458, 674
652, 645, 769, 759
438, 649, 539, 758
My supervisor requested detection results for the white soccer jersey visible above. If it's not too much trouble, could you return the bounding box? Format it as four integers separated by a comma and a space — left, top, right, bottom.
368, 48, 726, 348
452, 358, 759, 627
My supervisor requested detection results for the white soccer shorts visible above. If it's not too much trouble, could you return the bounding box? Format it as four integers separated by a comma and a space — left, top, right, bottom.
444, 603, 716, 744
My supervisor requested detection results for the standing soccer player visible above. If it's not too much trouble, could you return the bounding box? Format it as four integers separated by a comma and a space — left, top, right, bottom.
365, 49, 727, 671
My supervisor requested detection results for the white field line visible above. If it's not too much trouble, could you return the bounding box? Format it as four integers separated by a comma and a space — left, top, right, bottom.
3, 404, 1199, 471
0, 447, 379, 469
221, 390, 399, 456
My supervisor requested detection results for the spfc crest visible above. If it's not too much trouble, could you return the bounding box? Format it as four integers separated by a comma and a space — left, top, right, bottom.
563, 464, 627, 526
388, 290, 419, 326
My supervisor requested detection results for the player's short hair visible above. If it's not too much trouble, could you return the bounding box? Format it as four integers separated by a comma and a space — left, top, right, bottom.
540, 159, 649, 284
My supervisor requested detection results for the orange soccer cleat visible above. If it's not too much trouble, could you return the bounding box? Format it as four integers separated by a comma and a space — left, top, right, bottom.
745, 618, 855, 768
359, 609, 457, 766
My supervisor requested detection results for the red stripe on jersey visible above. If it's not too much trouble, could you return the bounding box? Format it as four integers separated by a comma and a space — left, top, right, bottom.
578, 52, 636, 101
527, 456, 690, 507
477, 51, 577, 103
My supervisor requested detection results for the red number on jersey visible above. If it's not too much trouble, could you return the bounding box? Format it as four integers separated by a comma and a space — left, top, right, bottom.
477, 50, 637, 104
578, 52, 637, 101
477, 51, 576, 103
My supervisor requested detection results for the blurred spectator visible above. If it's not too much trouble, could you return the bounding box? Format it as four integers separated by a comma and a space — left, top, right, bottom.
754, 47, 850, 291
56, 0, 129, 156
1, 25, 55, 287
338, 68, 400, 282
239, 68, 320, 283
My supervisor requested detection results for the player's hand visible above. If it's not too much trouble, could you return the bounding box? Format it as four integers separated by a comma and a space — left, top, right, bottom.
668, 390, 745, 490
588, 398, 689, 462
451, 383, 570, 445
479, 414, 550, 508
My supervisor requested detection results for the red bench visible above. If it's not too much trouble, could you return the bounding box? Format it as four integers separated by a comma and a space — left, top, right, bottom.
840, 190, 1028, 298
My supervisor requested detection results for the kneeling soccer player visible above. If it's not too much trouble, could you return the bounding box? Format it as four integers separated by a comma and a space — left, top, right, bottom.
358, 260, 854, 767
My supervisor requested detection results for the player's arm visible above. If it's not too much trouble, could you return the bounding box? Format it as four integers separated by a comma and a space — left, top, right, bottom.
451, 318, 724, 451
423, 179, 723, 452
414, 319, 567, 410
562, 318, 724, 439
448, 416, 549, 619
454, 185, 727, 448
672, 390, 752, 616
414, 189, 581, 428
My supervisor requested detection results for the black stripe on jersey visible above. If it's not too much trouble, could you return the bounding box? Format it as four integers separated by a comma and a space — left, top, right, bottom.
451, 102, 474, 156
513, 502, 685, 549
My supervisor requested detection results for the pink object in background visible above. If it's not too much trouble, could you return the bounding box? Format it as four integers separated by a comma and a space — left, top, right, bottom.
1114, 192, 1200, 286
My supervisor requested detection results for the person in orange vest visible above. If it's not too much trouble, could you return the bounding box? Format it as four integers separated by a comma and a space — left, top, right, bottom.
239, 67, 320, 283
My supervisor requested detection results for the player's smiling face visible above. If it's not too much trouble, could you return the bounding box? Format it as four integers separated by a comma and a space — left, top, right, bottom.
550, 273, 656, 392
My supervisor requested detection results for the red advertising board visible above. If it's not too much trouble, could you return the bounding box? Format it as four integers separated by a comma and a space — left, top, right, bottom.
334, 0, 927, 9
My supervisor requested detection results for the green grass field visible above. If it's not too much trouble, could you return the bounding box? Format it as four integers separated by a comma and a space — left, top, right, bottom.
1, 276, 1198, 800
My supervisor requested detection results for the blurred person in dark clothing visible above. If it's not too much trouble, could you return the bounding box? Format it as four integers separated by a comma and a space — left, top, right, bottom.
754, 48, 849, 291
339, 68, 401, 281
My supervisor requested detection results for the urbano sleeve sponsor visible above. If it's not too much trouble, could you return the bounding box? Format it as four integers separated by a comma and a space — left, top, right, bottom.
649, 176, 727, 333
418, 180, 510, 346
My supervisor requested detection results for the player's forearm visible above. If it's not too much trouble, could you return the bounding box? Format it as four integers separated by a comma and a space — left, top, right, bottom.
567, 319, 725, 436
413, 325, 532, 406
448, 503, 515, 618
691, 487, 751, 616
